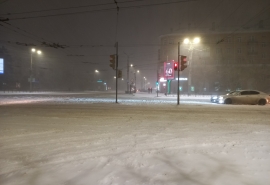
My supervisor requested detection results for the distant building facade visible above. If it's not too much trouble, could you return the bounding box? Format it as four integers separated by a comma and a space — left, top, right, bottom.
158, 30, 270, 94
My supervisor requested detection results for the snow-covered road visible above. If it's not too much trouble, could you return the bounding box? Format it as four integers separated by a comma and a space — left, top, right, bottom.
0, 91, 212, 105
0, 92, 270, 185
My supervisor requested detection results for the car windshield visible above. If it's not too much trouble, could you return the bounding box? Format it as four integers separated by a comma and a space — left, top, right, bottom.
231, 91, 240, 95
226, 91, 235, 95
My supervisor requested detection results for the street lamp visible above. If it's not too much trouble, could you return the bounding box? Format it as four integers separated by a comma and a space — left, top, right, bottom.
94, 70, 99, 90
30, 48, 42, 92
143, 77, 147, 90
129, 64, 139, 93
183, 37, 200, 96
123, 52, 133, 93
133, 69, 140, 92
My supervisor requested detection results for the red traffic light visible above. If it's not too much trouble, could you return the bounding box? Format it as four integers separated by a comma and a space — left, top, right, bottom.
180, 56, 187, 71
174, 62, 178, 71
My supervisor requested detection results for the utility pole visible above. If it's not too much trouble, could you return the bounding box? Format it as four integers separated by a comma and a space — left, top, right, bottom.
127, 56, 129, 93
157, 70, 159, 97
114, 0, 119, 103
188, 49, 193, 96
116, 42, 118, 103
134, 71, 136, 92
30, 51, 33, 92
177, 42, 180, 105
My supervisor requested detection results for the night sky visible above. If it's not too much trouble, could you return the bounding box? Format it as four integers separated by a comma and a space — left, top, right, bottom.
0, 0, 269, 90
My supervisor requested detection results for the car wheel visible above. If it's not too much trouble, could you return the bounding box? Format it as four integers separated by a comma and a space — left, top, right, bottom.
258, 99, 266, 106
224, 98, 232, 104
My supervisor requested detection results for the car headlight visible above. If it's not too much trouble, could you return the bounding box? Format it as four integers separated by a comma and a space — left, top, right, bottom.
212, 96, 217, 99
219, 97, 223, 100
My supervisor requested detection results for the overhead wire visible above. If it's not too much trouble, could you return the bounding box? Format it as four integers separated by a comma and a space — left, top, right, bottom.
0, 24, 42, 44
4, 0, 198, 20
1, 21, 53, 43
196, 0, 225, 28
0, 0, 155, 16
2, 0, 269, 72
217, 0, 245, 29
0, 0, 9, 5
217, 1, 270, 44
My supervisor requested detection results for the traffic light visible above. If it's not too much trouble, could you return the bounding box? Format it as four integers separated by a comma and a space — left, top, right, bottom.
110, 55, 116, 70
180, 55, 187, 71
118, 70, 122, 78
174, 62, 178, 71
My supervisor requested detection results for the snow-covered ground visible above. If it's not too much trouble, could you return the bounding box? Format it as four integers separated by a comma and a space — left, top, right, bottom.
0, 92, 270, 185
0, 91, 212, 105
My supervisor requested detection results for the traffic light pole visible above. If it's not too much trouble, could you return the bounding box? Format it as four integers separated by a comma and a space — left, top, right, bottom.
157, 70, 159, 97
177, 42, 180, 105
116, 42, 118, 103
127, 56, 129, 93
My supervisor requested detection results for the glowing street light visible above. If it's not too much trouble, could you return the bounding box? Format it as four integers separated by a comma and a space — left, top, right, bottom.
193, 37, 200, 44
29, 48, 42, 92
183, 37, 200, 45
184, 38, 189, 44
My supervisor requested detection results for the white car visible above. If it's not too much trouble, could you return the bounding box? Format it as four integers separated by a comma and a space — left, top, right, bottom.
218, 90, 270, 105
211, 91, 235, 103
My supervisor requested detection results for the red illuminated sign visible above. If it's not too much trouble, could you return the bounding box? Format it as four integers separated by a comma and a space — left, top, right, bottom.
163, 61, 175, 80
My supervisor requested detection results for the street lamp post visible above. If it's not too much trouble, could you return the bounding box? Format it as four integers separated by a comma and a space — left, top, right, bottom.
130, 65, 139, 93
177, 42, 180, 105
95, 69, 99, 90
124, 52, 133, 93
184, 37, 200, 96
30, 48, 42, 92
135, 70, 139, 91
143, 77, 146, 90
